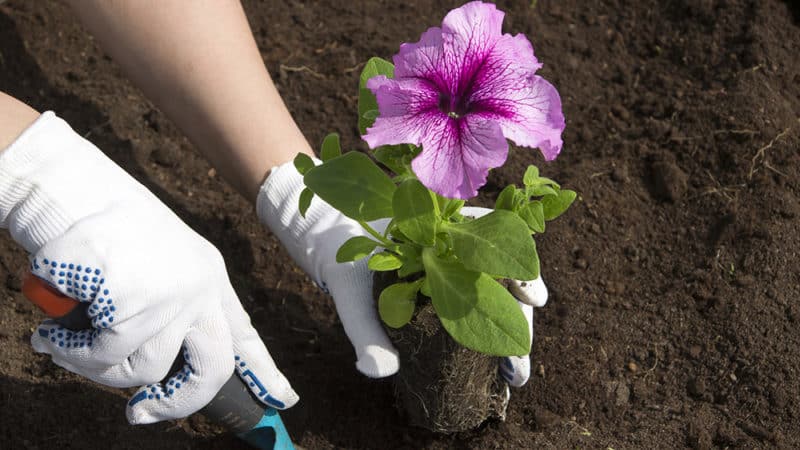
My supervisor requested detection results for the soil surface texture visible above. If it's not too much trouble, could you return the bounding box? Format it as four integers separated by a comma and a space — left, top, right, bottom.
1, 0, 799, 449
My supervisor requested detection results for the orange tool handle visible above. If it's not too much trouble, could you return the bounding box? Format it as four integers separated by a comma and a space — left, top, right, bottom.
23, 273, 82, 318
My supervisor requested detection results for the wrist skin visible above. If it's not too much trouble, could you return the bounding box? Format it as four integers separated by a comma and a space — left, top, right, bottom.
0, 92, 40, 155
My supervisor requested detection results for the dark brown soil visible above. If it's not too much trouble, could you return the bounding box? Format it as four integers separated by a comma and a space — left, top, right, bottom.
1, 0, 799, 449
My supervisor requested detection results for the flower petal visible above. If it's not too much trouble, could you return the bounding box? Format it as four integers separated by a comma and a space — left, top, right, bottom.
363, 76, 440, 149
393, 2, 506, 98
473, 72, 565, 161
467, 31, 564, 160
441, 1, 504, 45
392, 26, 449, 87
412, 115, 508, 199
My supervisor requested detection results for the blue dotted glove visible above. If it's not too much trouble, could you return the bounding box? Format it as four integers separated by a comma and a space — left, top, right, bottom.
0, 112, 298, 424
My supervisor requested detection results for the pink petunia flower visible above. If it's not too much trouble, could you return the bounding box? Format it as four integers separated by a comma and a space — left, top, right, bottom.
363, 1, 565, 199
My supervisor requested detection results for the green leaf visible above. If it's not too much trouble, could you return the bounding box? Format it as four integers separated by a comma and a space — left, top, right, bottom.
336, 236, 379, 263
362, 109, 379, 121
442, 199, 465, 219
536, 176, 560, 188
304, 152, 396, 221
393, 179, 438, 246
358, 57, 395, 135
495, 185, 517, 211
359, 57, 395, 89
513, 189, 528, 210
397, 244, 424, 278
443, 210, 538, 280
320, 133, 341, 161
374, 144, 418, 175
527, 184, 558, 197
378, 280, 421, 328
420, 276, 431, 297
298, 188, 313, 218
293, 153, 315, 175
388, 225, 411, 244
368, 252, 403, 271
542, 188, 577, 221
523, 166, 539, 186
421, 249, 530, 356
519, 201, 545, 233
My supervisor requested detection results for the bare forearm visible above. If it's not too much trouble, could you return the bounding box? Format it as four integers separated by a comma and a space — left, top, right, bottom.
66, 0, 313, 202
0, 92, 40, 152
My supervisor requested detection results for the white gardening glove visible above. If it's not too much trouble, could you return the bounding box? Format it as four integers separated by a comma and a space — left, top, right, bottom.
258, 159, 547, 386
0, 112, 298, 424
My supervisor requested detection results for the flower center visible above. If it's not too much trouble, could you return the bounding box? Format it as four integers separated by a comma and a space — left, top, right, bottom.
438, 93, 470, 119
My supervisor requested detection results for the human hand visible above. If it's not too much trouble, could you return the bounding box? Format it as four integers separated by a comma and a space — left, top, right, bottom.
258, 159, 547, 386
0, 112, 298, 424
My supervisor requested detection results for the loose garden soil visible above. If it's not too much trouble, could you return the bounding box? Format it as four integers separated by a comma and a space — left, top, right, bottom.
1, 0, 798, 448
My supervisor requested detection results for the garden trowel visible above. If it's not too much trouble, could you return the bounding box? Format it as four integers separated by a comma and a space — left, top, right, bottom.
23, 273, 295, 450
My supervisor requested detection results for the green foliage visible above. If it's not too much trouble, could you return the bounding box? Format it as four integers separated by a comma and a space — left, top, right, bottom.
368, 252, 403, 271
519, 201, 545, 233
320, 133, 341, 161
396, 243, 423, 278
393, 179, 438, 246
422, 249, 530, 356
493, 164, 577, 234
358, 57, 394, 135
293, 153, 315, 175
378, 280, 422, 328
298, 188, 313, 218
303, 152, 396, 221
336, 236, 380, 263
373, 144, 419, 176
542, 188, 577, 220
495, 185, 516, 211
443, 210, 539, 280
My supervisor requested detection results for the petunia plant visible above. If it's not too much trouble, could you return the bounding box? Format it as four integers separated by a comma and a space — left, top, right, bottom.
294, 1, 574, 357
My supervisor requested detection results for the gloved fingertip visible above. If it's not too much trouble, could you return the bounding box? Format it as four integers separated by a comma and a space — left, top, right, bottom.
502, 356, 531, 388
30, 326, 56, 355
126, 408, 154, 426
510, 278, 548, 307
125, 389, 153, 425
266, 388, 299, 410
356, 344, 400, 378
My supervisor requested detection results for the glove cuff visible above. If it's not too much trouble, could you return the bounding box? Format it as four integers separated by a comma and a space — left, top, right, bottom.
0, 112, 80, 252
256, 157, 322, 282
0, 112, 137, 253
258, 156, 367, 288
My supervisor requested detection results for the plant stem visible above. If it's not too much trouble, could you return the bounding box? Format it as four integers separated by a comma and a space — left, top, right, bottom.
359, 221, 394, 247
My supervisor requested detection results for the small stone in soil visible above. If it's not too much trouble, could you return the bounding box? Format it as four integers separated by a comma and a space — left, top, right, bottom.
735, 274, 755, 287
574, 258, 588, 270
605, 380, 630, 406
650, 160, 688, 202
151, 146, 180, 167
686, 421, 713, 450
611, 166, 629, 183
533, 409, 561, 430
687, 377, 707, 398
627, 361, 638, 372
5, 273, 22, 292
